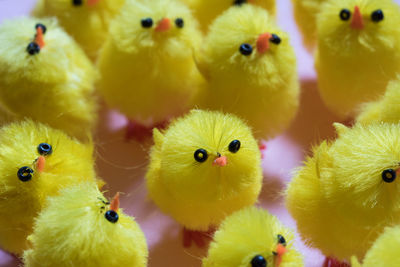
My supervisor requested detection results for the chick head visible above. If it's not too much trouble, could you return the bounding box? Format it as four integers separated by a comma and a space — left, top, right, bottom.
199, 4, 294, 85
0, 120, 94, 218
203, 207, 302, 267
23, 182, 148, 267
317, 0, 400, 53
109, 0, 201, 57
153, 110, 261, 203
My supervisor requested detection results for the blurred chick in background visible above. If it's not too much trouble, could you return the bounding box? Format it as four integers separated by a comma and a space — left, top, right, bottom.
197, 5, 299, 141
146, 110, 262, 247
351, 226, 400, 267
0, 120, 99, 255
32, 0, 125, 61
24, 182, 148, 267
315, 0, 400, 118
0, 17, 97, 141
202, 206, 303, 267
286, 122, 400, 265
181, 0, 276, 33
98, 0, 203, 141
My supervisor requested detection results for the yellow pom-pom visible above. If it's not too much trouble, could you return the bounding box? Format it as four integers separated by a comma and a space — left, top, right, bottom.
23, 182, 148, 267
146, 110, 262, 231
202, 206, 303, 267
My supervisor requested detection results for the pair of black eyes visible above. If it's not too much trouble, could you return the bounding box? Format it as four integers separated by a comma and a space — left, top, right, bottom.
141, 18, 184, 28
194, 140, 241, 163
250, 235, 287, 267
27, 24, 47, 56
239, 34, 281, 56
17, 143, 52, 182
382, 169, 397, 183
340, 9, 384, 22
105, 210, 119, 223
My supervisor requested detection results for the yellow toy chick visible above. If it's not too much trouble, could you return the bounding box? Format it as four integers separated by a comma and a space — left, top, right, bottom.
32, 0, 125, 60
0, 120, 99, 255
23, 182, 148, 267
98, 0, 203, 141
0, 17, 97, 141
181, 0, 276, 33
146, 110, 262, 247
357, 77, 400, 125
202, 206, 303, 267
197, 5, 299, 140
286, 122, 400, 265
315, 0, 400, 118
351, 226, 400, 267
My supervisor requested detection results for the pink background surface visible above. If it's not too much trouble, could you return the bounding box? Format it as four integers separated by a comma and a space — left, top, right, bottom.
0, 0, 399, 266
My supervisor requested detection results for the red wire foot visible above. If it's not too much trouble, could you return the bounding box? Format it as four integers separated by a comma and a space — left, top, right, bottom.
323, 257, 350, 267
182, 227, 215, 248
125, 120, 153, 142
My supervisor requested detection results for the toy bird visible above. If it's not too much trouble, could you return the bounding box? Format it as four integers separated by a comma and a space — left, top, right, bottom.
146, 110, 263, 247
0, 17, 97, 141
202, 206, 303, 267
23, 182, 148, 267
315, 0, 400, 118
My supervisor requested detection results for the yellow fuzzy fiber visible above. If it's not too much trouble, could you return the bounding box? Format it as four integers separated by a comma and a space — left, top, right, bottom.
98, 0, 203, 125
351, 226, 400, 267
0, 120, 99, 255
315, 0, 400, 118
202, 206, 303, 267
197, 5, 299, 140
23, 182, 148, 267
0, 17, 97, 141
181, 0, 275, 33
286, 122, 400, 261
146, 110, 262, 231
32, 0, 125, 60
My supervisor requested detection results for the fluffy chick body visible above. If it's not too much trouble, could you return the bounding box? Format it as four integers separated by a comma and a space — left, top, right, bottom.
98, 0, 203, 125
0, 17, 97, 141
23, 182, 148, 267
32, 0, 125, 60
0, 120, 98, 255
146, 110, 262, 231
198, 5, 299, 140
286, 122, 400, 261
315, 0, 400, 118
202, 206, 303, 267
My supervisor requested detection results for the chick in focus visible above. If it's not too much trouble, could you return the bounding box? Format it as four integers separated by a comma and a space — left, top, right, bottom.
315, 0, 400, 118
197, 5, 299, 140
32, 0, 125, 60
286, 122, 400, 264
0, 17, 97, 141
181, 0, 276, 33
146, 110, 262, 247
202, 206, 303, 267
98, 0, 203, 141
23, 182, 148, 267
0, 120, 99, 255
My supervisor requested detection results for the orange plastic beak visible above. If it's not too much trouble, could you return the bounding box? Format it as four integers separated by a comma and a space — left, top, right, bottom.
351, 6, 364, 30
110, 192, 120, 212
87, 0, 99, 6
213, 156, 227, 167
36, 156, 46, 173
396, 169, 400, 176
35, 27, 45, 48
275, 244, 287, 267
257, 32, 272, 54
155, 18, 171, 32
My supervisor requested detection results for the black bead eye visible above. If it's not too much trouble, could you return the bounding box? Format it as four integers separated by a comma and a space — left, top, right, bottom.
194, 149, 208, 163
38, 143, 52, 156
175, 18, 184, 28
105, 210, 119, 223
141, 18, 153, 28
72, 0, 83, 6
239, 43, 253, 56
35, 23, 47, 34
382, 169, 396, 183
233, 0, 246, 5
371, 9, 384, 22
18, 166, 34, 182
340, 9, 351, 21
228, 140, 241, 153
27, 42, 40, 55
251, 255, 267, 267
278, 234, 287, 246
270, 34, 281, 45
